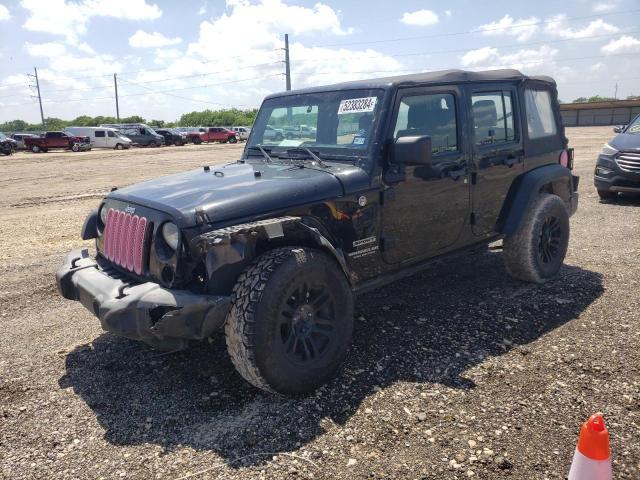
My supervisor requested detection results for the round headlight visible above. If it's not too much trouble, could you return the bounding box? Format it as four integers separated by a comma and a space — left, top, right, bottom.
99, 205, 109, 225
162, 222, 180, 250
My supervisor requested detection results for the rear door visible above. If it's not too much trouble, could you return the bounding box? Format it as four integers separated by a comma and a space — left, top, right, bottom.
467, 84, 523, 236
94, 130, 106, 148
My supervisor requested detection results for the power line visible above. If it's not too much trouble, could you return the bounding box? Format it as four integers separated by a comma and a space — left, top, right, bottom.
310, 8, 640, 48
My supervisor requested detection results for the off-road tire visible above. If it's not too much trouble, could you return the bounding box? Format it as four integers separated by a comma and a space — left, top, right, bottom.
503, 193, 570, 284
225, 247, 354, 395
597, 189, 616, 200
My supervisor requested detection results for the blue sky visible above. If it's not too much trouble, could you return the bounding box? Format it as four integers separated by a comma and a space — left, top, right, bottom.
0, 0, 639, 123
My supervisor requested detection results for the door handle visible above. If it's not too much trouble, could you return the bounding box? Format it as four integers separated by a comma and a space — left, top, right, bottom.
447, 168, 466, 180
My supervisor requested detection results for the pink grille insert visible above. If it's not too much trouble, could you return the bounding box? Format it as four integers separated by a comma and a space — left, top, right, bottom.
103, 208, 148, 275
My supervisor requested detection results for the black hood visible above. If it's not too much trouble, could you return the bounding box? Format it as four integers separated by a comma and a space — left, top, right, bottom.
610, 132, 640, 152
107, 161, 370, 228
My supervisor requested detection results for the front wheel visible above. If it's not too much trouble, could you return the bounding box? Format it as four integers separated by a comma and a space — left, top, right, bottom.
193, 137, 202, 145
148, 140, 157, 148
228, 136, 237, 144
225, 247, 354, 396
71, 143, 80, 152
31, 145, 41, 153
503, 193, 570, 283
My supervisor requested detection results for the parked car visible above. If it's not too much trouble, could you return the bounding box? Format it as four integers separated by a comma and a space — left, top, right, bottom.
99, 123, 164, 147
155, 128, 187, 146
64, 127, 132, 150
0, 132, 17, 155
229, 126, 251, 141
263, 124, 284, 141
24, 131, 91, 153
187, 127, 238, 144
11, 133, 39, 150
594, 114, 640, 199
56, 68, 578, 396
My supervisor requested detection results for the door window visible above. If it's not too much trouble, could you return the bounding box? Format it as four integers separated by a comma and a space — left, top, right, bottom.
471, 91, 516, 146
393, 93, 458, 154
524, 89, 557, 139
95, 130, 105, 137
107, 131, 115, 137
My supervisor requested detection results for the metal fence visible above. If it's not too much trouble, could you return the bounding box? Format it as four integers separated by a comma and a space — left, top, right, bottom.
560, 106, 640, 127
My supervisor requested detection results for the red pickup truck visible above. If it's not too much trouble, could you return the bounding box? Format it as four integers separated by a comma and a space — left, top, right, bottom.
187, 127, 238, 144
24, 131, 91, 153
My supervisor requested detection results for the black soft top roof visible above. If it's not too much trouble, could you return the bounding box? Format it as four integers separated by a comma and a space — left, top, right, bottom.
265, 69, 555, 99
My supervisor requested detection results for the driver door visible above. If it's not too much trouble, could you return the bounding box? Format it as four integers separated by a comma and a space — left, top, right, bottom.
381, 86, 470, 265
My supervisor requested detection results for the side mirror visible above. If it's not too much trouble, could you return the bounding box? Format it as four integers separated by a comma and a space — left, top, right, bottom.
613, 125, 625, 133
393, 135, 432, 166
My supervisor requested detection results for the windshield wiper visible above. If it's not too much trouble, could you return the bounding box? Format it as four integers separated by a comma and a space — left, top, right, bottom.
247, 145, 273, 163
285, 147, 329, 168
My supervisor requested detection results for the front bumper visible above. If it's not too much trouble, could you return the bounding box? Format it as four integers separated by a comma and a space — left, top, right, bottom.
594, 155, 640, 193
56, 249, 230, 350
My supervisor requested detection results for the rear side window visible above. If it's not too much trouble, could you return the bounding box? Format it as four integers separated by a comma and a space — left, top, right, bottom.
525, 89, 557, 139
394, 93, 458, 154
471, 91, 516, 146
95, 130, 105, 137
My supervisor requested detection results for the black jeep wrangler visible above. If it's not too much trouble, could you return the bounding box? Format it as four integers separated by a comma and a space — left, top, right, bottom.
57, 69, 579, 395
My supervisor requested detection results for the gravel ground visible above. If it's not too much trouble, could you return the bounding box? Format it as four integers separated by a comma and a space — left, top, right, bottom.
0, 128, 638, 479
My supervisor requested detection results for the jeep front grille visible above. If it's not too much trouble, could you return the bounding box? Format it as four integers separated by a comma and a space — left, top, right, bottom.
616, 151, 640, 173
103, 208, 149, 275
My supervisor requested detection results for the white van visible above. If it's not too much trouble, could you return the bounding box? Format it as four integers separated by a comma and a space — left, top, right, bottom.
64, 127, 132, 150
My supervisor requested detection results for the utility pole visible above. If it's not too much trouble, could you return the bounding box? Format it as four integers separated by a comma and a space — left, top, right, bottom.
27, 67, 45, 129
614, 83, 618, 100
284, 33, 291, 91
114, 73, 120, 121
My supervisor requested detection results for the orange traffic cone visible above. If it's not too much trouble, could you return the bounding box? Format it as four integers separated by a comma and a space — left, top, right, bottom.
568, 413, 612, 480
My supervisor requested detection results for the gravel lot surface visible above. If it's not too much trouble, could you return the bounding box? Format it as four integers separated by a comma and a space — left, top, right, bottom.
1, 128, 638, 479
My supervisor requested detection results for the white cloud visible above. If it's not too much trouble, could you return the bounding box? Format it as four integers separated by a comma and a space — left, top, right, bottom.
77, 42, 95, 54
544, 14, 618, 39
129, 30, 182, 48
477, 14, 539, 42
589, 62, 604, 72
20, 0, 162, 43
198, 1, 207, 15
25, 42, 67, 57
0, 3, 10, 21
459, 44, 575, 83
400, 9, 439, 26
444, 10, 452, 17
601, 35, 640, 54
593, 1, 620, 12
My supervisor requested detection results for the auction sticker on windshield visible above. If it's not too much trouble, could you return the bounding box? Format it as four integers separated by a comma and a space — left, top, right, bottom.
338, 97, 377, 115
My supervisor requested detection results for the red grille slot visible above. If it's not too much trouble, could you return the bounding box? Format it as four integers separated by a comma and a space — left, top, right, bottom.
103, 208, 149, 275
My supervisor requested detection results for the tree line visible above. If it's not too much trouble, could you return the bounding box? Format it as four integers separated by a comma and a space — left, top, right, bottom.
0, 108, 259, 133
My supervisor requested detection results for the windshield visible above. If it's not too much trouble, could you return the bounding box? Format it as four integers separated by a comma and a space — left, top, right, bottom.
625, 115, 640, 134
248, 89, 383, 156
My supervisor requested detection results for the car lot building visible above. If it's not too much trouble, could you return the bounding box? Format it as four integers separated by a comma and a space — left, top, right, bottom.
560, 99, 640, 127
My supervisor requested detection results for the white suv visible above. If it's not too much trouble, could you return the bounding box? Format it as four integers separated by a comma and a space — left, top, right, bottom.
230, 126, 251, 141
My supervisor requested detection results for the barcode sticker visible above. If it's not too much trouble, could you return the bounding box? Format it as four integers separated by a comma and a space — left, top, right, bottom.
338, 97, 377, 115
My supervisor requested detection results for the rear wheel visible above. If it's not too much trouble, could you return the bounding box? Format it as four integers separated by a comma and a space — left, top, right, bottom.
597, 189, 617, 200
193, 137, 202, 145
115, 143, 124, 150
225, 247, 354, 395
31, 145, 41, 153
503, 193, 570, 284
228, 136, 238, 144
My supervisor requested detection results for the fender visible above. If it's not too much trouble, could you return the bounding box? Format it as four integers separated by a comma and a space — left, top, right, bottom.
80, 209, 99, 240
191, 216, 353, 295
498, 164, 573, 236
